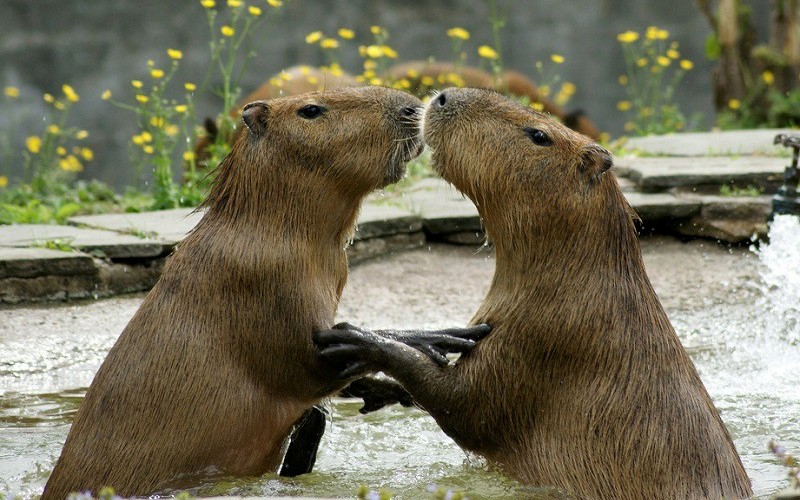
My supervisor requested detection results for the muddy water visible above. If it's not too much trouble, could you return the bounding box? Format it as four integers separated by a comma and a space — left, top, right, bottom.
1, 230, 799, 498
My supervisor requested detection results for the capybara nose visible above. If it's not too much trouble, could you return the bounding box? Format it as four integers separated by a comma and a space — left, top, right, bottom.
435, 92, 447, 107
401, 106, 418, 117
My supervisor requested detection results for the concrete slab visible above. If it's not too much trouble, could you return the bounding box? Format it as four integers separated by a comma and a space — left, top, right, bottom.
354, 203, 422, 240
0, 224, 166, 259
0, 246, 96, 279
623, 192, 702, 222
403, 178, 482, 236
69, 208, 202, 244
619, 156, 786, 193
625, 129, 792, 157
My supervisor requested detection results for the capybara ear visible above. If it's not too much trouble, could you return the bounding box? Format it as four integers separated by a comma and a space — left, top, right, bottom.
242, 101, 269, 136
579, 143, 613, 177
204, 118, 218, 140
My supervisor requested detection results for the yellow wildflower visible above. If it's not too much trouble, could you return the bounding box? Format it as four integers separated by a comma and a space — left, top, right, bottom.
762, 71, 775, 86
135, 94, 149, 103
539, 85, 551, 97
381, 45, 398, 58
0, 176, 7, 188
328, 63, 343, 76
43, 93, 55, 103
478, 45, 499, 60
56, 146, 67, 156
531, 102, 545, 112
369, 77, 383, 86
184, 82, 197, 92
679, 59, 694, 70
227, 0, 241, 7
618, 75, 628, 85
140, 131, 153, 142
446, 27, 470, 40
728, 99, 741, 110
47, 124, 60, 134
60, 155, 83, 172
338, 28, 355, 39
131, 80, 143, 88
640, 107, 653, 117
167, 48, 183, 60
393, 79, 412, 90
200, 0, 215, 7
266, 0, 283, 6
165, 125, 179, 136
80, 147, 94, 161
305, 31, 323, 44
365, 45, 383, 58
421, 76, 435, 87
150, 116, 165, 128
175, 104, 188, 113
142, 145, 154, 154
636, 57, 648, 67
151, 69, 165, 79
248, 5, 262, 16
307, 76, 319, 85
617, 100, 632, 111
132, 134, 145, 145
646, 26, 669, 40
561, 82, 577, 96
75, 130, 89, 140
551, 54, 565, 64
26, 136, 42, 154
4, 86, 20, 98
62, 84, 79, 102
657, 56, 671, 67
364, 59, 377, 71
667, 49, 680, 59
54, 101, 66, 110
221, 25, 235, 37
279, 70, 292, 81
101, 89, 112, 100
405, 68, 418, 78
147, 60, 155, 67
370, 26, 382, 35
183, 151, 196, 162
616, 31, 639, 44
320, 38, 339, 49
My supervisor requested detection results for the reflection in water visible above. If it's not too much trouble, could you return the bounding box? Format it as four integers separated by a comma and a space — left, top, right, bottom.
1, 237, 799, 498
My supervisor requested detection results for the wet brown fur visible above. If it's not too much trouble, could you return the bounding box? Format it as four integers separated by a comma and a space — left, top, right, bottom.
360, 88, 751, 499
388, 61, 601, 139
43, 86, 422, 499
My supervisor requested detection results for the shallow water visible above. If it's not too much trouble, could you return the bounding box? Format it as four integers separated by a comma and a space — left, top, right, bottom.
1, 223, 799, 498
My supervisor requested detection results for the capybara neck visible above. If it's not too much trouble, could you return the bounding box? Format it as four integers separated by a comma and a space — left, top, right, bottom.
200, 137, 361, 248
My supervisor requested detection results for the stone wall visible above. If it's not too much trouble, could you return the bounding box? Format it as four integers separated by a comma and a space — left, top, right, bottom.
0, 0, 770, 188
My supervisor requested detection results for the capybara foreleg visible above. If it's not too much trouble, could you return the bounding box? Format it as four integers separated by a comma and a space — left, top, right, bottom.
279, 405, 328, 477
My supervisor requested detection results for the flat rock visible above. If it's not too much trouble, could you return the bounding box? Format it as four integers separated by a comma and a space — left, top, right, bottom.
0, 246, 96, 279
673, 194, 771, 243
619, 156, 786, 193
623, 192, 702, 222
0, 224, 165, 259
69, 208, 202, 245
354, 203, 422, 240
403, 178, 482, 236
625, 129, 792, 157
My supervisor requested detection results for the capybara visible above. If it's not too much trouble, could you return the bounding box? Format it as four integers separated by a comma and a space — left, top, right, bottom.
387, 61, 601, 139
42, 86, 489, 499
315, 88, 752, 499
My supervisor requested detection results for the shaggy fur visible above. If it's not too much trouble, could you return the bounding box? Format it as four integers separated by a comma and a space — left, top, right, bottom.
316, 88, 752, 499
42, 86, 422, 499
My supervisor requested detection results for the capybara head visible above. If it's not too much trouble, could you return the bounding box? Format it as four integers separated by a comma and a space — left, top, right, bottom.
204, 86, 423, 218
242, 86, 422, 191
422, 87, 616, 234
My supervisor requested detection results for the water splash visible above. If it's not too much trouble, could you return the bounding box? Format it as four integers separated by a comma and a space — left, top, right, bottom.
753, 214, 800, 344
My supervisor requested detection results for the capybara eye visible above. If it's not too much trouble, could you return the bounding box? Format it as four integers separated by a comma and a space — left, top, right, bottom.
298, 105, 325, 119
524, 127, 552, 147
